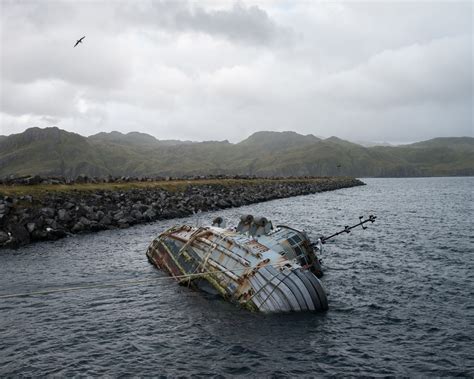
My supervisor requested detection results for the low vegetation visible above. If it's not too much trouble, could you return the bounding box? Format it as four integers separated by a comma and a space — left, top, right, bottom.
0, 127, 472, 178
0, 177, 338, 197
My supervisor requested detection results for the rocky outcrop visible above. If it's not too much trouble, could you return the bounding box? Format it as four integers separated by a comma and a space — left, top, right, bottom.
0, 174, 315, 186
0, 177, 364, 248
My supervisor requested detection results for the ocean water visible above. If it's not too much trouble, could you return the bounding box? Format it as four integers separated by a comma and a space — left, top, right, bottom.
0, 177, 472, 376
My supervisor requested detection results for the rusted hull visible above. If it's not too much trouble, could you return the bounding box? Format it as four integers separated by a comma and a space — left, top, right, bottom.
146, 225, 328, 313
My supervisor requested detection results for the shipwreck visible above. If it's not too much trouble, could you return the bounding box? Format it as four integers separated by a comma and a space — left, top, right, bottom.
146, 214, 376, 313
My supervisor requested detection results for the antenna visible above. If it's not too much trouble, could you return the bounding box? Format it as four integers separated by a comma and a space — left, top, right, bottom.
317, 214, 376, 244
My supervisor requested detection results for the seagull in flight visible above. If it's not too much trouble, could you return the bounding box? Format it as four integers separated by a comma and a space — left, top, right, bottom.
74, 36, 85, 47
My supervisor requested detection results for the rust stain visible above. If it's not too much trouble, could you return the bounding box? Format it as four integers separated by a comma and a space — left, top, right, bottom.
146, 219, 329, 313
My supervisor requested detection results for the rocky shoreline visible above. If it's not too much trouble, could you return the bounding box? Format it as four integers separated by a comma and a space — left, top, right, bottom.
0, 177, 364, 249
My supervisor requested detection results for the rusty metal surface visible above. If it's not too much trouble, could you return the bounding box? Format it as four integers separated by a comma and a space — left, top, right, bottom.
146, 221, 328, 313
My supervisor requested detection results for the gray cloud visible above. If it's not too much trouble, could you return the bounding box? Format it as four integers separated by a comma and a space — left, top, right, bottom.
174, 2, 289, 45
0, 1, 472, 143
1, 79, 78, 117
1, 34, 130, 87
114, 1, 292, 46
1, 0, 289, 46
316, 35, 472, 109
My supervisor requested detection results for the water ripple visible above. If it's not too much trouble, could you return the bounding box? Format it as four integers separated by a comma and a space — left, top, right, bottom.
0, 177, 473, 376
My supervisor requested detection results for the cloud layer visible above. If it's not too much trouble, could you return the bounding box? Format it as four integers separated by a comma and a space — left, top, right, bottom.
0, 0, 472, 143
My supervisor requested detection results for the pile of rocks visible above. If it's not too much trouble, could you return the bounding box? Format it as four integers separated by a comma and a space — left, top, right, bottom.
0, 177, 364, 248
0, 174, 316, 186
0, 175, 160, 186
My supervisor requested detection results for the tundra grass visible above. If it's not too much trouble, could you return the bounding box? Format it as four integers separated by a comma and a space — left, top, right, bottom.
0, 177, 349, 198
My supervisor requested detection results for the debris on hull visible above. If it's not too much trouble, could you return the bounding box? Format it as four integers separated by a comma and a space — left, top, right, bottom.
146, 215, 328, 312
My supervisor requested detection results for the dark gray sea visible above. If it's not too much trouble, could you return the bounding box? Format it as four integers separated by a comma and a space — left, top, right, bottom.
1, 177, 473, 376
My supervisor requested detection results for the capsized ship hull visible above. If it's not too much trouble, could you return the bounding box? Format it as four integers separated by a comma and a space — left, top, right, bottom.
146, 216, 328, 312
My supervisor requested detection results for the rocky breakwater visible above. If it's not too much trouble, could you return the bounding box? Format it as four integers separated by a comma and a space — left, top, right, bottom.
0, 177, 364, 248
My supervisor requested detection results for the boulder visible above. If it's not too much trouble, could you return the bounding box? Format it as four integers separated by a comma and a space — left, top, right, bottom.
45, 219, 59, 230
45, 227, 67, 240
89, 222, 103, 232
26, 222, 36, 233
57, 209, 71, 222
143, 208, 157, 220
79, 217, 92, 227
0, 201, 12, 214
130, 210, 143, 220
99, 215, 112, 226
64, 202, 75, 210
31, 229, 47, 241
113, 211, 125, 221
0, 231, 9, 244
41, 207, 55, 218
138, 204, 149, 213
87, 212, 99, 221
7, 223, 30, 246
71, 222, 84, 233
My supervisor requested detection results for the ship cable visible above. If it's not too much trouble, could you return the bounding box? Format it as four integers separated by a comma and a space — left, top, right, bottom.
0, 261, 291, 300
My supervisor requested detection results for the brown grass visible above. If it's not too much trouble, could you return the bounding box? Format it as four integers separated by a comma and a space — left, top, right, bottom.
0, 177, 340, 197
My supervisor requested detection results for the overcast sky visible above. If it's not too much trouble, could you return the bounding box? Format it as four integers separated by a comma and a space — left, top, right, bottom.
0, 0, 472, 143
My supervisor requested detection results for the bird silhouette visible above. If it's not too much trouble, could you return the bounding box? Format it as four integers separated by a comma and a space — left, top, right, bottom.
74, 36, 85, 47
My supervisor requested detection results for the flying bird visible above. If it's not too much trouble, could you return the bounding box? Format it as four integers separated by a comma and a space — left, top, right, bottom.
74, 36, 85, 47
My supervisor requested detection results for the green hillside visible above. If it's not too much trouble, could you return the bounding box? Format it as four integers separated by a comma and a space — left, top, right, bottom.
0, 127, 109, 177
0, 127, 472, 177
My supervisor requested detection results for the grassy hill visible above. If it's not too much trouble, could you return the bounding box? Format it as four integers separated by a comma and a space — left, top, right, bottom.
0, 127, 472, 177
0, 127, 109, 177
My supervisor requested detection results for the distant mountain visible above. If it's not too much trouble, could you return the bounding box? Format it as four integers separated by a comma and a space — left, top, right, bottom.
0, 127, 472, 178
405, 137, 474, 151
352, 140, 394, 147
370, 137, 474, 177
154, 139, 195, 146
0, 127, 109, 177
238, 131, 321, 151
90, 131, 158, 145
89, 131, 216, 147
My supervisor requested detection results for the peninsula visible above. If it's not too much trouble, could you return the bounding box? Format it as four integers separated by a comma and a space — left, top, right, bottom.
0, 176, 364, 248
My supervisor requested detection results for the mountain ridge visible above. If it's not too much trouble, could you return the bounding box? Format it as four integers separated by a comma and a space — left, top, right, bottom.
1, 127, 472, 178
